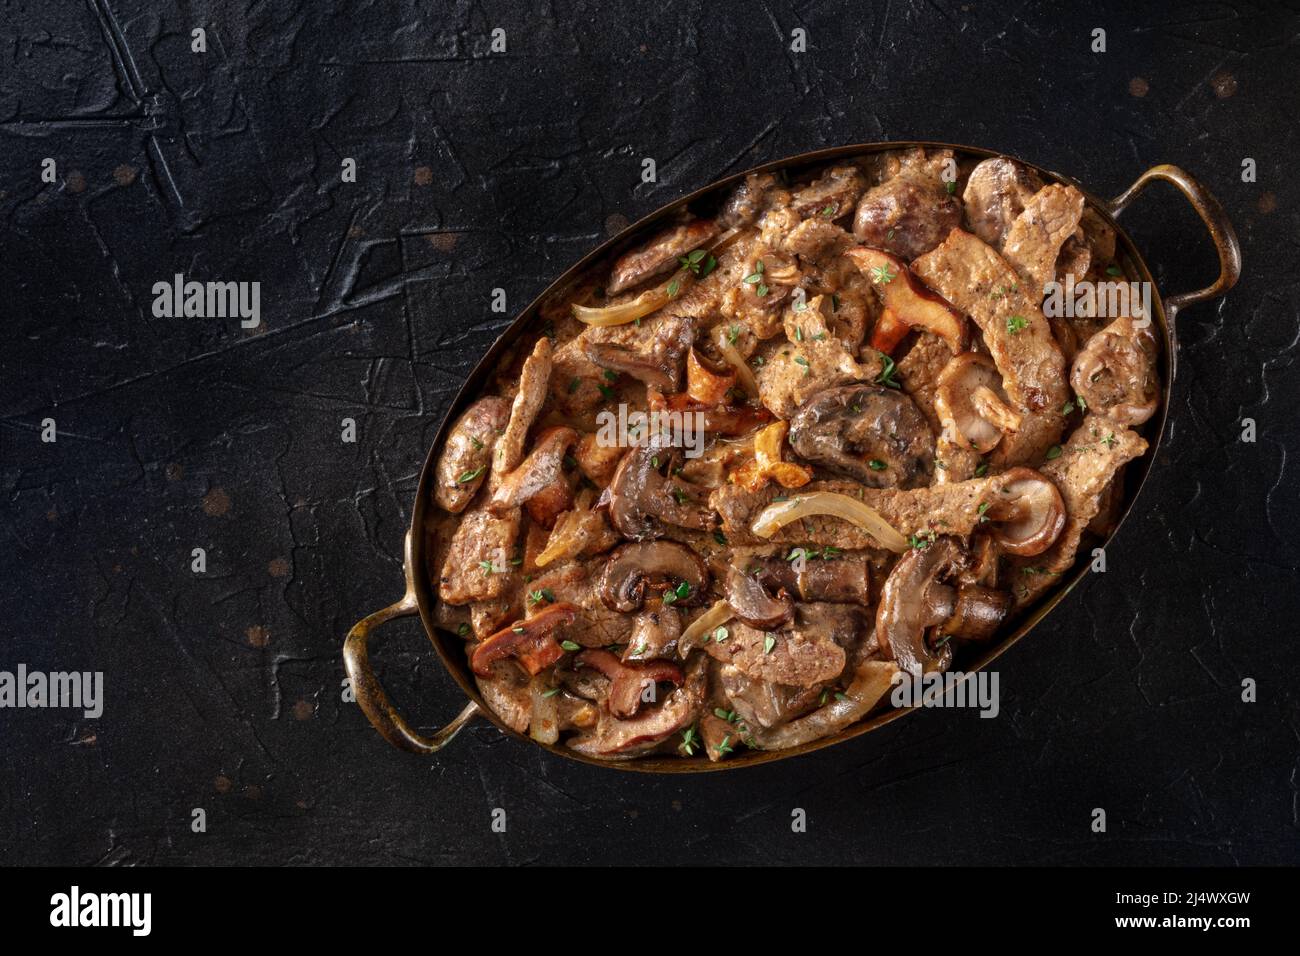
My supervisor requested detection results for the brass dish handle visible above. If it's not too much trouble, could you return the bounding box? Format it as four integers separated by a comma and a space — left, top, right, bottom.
1103, 164, 1242, 321
343, 531, 480, 753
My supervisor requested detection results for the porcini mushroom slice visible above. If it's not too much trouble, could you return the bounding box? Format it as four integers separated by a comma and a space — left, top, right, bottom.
470, 603, 580, 677
724, 564, 794, 629
934, 352, 1021, 454
434, 396, 511, 513
844, 247, 967, 353
686, 347, 737, 406
598, 541, 709, 613
983, 467, 1067, 557
575, 648, 685, 719
875, 537, 965, 675
788, 384, 935, 487
488, 425, 579, 514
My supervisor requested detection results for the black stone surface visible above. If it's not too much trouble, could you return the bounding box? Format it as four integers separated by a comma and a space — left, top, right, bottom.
1, 1, 1297, 866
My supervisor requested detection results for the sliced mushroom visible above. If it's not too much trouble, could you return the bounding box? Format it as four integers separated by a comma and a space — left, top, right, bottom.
845, 247, 966, 353
488, 426, 579, 514
1070, 316, 1160, 426
649, 388, 772, 436
875, 537, 966, 675
568, 655, 707, 756
941, 585, 1012, 641
934, 352, 1022, 454
434, 396, 510, 513
788, 383, 935, 487
724, 564, 794, 629
583, 314, 695, 391
606, 218, 719, 296
623, 605, 683, 662
470, 602, 579, 677
868, 306, 911, 355
574, 648, 685, 719
598, 540, 709, 613
983, 467, 1067, 556
604, 441, 718, 540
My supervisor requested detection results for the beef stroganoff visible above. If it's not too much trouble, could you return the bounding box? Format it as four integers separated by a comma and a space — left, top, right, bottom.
425, 148, 1157, 761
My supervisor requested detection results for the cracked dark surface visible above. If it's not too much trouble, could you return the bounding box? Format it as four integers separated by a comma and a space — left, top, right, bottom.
1, 0, 1297, 866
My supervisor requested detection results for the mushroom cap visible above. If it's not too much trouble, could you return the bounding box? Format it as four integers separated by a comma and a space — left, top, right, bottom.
985, 467, 1067, 557
724, 563, 794, 629
598, 541, 709, 613
875, 537, 966, 676
1070, 316, 1160, 427
788, 383, 935, 487
934, 352, 1020, 454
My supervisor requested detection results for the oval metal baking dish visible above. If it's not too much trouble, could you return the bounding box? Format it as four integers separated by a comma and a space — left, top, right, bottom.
342, 141, 1241, 773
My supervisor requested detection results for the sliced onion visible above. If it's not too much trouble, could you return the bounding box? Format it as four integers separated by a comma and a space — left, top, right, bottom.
751, 491, 909, 553
712, 325, 760, 398
528, 674, 560, 745
573, 283, 673, 327
677, 600, 732, 658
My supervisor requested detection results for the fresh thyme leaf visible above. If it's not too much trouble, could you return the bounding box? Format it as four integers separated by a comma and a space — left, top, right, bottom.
870, 263, 897, 285
868, 459, 887, 471
1045, 445, 1063, 460
1006, 314, 1029, 334
763, 635, 776, 655
560, 640, 581, 652
457, 465, 486, 484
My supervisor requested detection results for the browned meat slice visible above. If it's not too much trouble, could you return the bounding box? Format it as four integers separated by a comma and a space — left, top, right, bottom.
1000, 184, 1085, 295
719, 172, 779, 228
853, 158, 962, 259
568, 654, 707, 757
789, 165, 866, 221
1071, 315, 1160, 426
749, 660, 898, 751
781, 218, 855, 263
961, 157, 1045, 247
718, 664, 822, 730
755, 295, 882, 419
1009, 415, 1147, 605
492, 337, 553, 484
548, 336, 608, 415
712, 471, 1038, 548
582, 313, 695, 391
488, 426, 578, 514
704, 602, 865, 686
787, 383, 935, 488
439, 507, 522, 604
606, 218, 719, 296
912, 229, 1067, 465
470, 596, 520, 639
524, 560, 634, 647
434, 397, 510, 513
474, 659, 531, 733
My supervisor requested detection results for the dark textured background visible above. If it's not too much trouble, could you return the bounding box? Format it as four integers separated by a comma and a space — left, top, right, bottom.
1, 0, 1297, 866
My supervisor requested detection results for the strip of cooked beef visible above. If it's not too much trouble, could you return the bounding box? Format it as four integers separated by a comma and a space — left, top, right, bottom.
912, 228, 1068, 465
719, 172, 779, 228
1000, 184, 1086, 296
568, 653, 707, 757
755, 294, 883, 419
606, 218, 719, 296
789, 165, 867, 221
439, 506, 522, 604
434, 396, 511, 513
704, 602, 865, 687
718, 663, 823, 731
